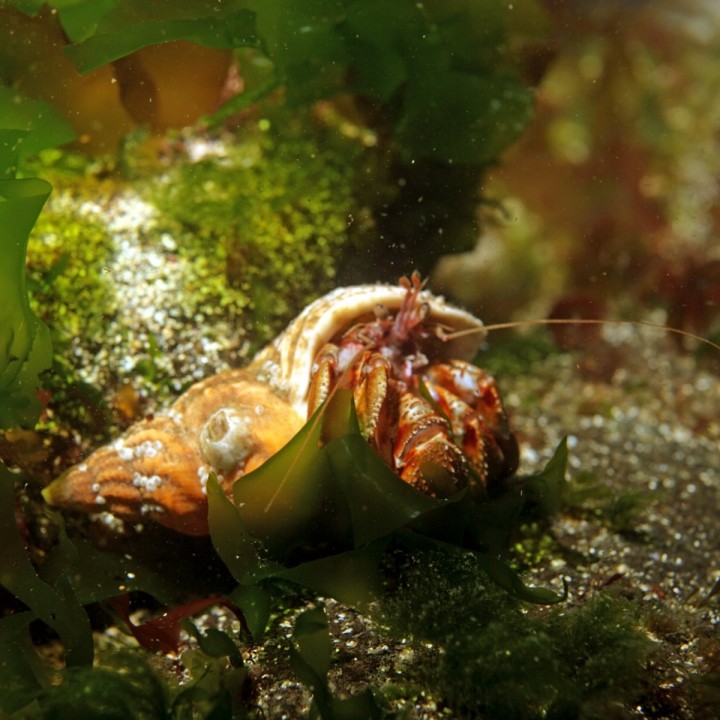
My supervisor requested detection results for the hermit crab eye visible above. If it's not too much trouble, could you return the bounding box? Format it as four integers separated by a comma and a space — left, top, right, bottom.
374, 303, 389, 320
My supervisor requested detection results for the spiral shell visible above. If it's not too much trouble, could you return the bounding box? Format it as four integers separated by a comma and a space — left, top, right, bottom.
43, 282, 486, 535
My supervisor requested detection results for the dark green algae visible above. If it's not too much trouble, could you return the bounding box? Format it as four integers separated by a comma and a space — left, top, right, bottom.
379, 551, 659, 720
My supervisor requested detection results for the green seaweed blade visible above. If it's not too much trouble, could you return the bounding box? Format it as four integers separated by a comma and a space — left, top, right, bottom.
0, 464, 93, 666
0, 177, 53, 429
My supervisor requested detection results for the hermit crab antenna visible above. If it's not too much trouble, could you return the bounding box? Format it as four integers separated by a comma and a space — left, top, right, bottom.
395, 272, 428, 339
442, 318, 720, 354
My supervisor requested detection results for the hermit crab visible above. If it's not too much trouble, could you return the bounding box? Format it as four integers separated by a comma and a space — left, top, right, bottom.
44, 274, 518, 535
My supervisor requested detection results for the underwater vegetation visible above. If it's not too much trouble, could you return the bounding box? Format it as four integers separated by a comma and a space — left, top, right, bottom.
148, 122, 359, 330
0, 0, 540, 431
0, 176, 53, 429
380, 552, 659, 720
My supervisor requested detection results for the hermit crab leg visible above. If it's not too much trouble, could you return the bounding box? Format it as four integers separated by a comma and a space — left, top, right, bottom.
262, 341, 381, 514
392, 390, 470, 496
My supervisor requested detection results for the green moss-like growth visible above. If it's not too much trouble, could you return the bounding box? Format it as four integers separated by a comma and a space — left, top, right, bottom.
23, 187, 118, 440
150, 115, 360, 339
26, 651, 169, 720
27, 197, 116, 342
512, 521, 563, 569
379, 551, 658, 719
379, 551, 558, 718
563, 470, 659, 536
547, 594, 656, 720
17, 114, 365, 444
478, 330, 559, 379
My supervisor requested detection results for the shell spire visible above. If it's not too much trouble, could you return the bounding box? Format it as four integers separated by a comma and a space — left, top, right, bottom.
43, 369, 303, 535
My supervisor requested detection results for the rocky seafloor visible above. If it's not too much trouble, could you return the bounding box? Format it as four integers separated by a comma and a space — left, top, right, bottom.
265, 329, 719, 718
5, 150, 719, 717
104, 325, 718, 720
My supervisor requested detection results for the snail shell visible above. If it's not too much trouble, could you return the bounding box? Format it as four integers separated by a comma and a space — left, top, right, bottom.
43, 283, 485, 535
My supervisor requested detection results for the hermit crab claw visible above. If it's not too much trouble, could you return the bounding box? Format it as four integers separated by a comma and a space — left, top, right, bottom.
43, 369, 303, 535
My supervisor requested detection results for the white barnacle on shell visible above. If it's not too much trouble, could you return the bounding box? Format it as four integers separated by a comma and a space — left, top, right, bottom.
140, 502, 166, 516
197, 465, 211, 496
113, 438, 134, 461
92, 481, 106, 505
132, 472, 163, 493
199, 407, 254, 473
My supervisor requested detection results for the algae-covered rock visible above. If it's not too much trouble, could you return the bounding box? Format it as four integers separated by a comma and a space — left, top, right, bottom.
16, 115, 366, 470
148, 116, 359, 328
